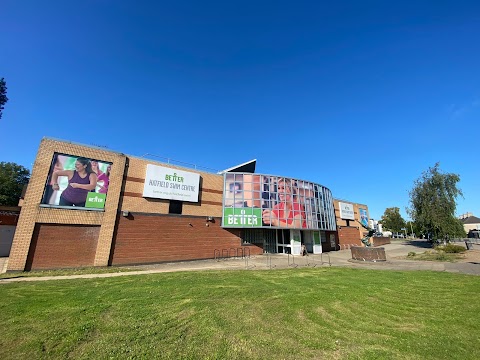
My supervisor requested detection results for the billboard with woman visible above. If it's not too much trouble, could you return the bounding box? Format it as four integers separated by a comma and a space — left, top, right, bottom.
222, 173, 336, 230
41, 153, 112, 210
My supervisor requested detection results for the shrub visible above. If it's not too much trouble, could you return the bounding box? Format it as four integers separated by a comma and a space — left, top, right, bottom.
434, 253, 450, 261
443, 244, 466, 253
407, 252, 416, 257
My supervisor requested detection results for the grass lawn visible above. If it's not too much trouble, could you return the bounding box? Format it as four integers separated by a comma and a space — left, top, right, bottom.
406, 251, 465, 262
0, 268, 479, 359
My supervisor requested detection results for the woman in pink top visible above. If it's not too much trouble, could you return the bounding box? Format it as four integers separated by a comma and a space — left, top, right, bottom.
97, 164, 111, 194
91, 160, 103, 177
262, 178, 306, 228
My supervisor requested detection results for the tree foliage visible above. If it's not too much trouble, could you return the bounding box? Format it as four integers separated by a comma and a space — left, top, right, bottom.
408, 163, 466, 239
0, 162, 30, 206
0, 78, 8, 120
380, 207, 406, 233
405, 220, 421, 236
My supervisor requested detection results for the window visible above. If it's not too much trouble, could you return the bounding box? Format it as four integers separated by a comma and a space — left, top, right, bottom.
169, 200, 183, 214
242, 229, 264, 245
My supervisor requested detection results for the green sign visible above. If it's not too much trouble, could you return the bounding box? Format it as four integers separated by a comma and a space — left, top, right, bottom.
85, 193, 107, 209
313, 232, 320, 245
223, 207, 262, 227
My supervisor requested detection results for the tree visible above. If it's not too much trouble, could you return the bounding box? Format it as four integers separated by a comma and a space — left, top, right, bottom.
380, 207, 406, 233
408, 163, 466, 239
405, 220, 420, 237
0, 78, 8, 120
0, 162, 30, 206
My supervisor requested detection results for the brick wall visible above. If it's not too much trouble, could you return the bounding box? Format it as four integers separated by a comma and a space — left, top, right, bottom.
9, 138, 229, 271
337, 226, 364, 247
25, 224, 100, 270
333, 199, 370, 247
8, 138, 126, 271
0, 214, 19, 226
372, 237, 391, 247
0, 206, 21, 226
10, 137, 344, 270
120, 157, 224, 217
322, 231, 338, 252
110, 213, 263, 265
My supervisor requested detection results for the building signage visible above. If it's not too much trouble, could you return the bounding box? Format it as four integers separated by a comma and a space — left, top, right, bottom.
41, 153, 112, 211
143, 164, 200, 202
339, 202, 355, 220
222, 173, 337, 230
359, 208, 368, 227
223, 208, 262, 227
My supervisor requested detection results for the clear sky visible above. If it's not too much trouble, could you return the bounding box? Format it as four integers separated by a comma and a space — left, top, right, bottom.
1, 0, 479, 221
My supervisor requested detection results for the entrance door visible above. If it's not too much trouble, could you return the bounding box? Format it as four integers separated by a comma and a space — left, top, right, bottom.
263, 229, 277, 253
303, 231, 313, 253
313, 231, 322, 254
291, 229, 301, 255
277, 229, 291, 253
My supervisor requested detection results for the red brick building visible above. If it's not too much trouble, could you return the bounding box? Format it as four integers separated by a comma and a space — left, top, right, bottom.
8, 138, 368, 271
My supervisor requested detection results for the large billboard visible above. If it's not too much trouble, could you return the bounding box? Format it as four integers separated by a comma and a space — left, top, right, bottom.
41, 153, 112, 210
222, 173, 336, 230
143, 164, 200, 202
359, 208, 368, 227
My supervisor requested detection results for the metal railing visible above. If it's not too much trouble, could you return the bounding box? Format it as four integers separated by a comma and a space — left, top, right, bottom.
214, 247, 252, 262
265, 253, 276, 269
287, 253, 298, 268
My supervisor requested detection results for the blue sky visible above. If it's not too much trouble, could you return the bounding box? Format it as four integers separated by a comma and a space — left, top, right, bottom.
1, 0, 479, 220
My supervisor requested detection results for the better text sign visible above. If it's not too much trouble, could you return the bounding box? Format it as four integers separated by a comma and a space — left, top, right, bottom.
143, 164, 200, 202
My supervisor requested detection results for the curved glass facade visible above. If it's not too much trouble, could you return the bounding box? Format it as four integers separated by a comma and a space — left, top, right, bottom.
222, 173, 336, 230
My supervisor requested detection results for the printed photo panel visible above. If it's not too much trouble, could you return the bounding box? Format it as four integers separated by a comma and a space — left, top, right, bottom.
41, 153, 112, 211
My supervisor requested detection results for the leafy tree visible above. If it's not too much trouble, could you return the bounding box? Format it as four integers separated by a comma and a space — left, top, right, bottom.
380, 207, 406, 233
0, 162, 30, 206
0, 78, 8, 120
405, 220, 421, 237
408, 163, 466, 239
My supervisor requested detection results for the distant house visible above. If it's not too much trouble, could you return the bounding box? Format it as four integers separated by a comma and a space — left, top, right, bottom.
459, 213, 480, 233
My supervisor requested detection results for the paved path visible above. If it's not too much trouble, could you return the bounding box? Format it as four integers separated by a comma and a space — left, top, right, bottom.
1, 240, 479, 283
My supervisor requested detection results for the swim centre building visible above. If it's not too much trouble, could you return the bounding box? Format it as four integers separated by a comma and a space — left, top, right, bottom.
7, 138, 370, 271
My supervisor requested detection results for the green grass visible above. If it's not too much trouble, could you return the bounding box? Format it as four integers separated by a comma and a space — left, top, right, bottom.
1, 268, 479, 359
0, 266, 139, 279
407, 250, 465, 262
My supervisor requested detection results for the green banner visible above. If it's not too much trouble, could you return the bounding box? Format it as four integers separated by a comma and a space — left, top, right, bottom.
223, 207, 262, 227
85, 193, 107, 209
